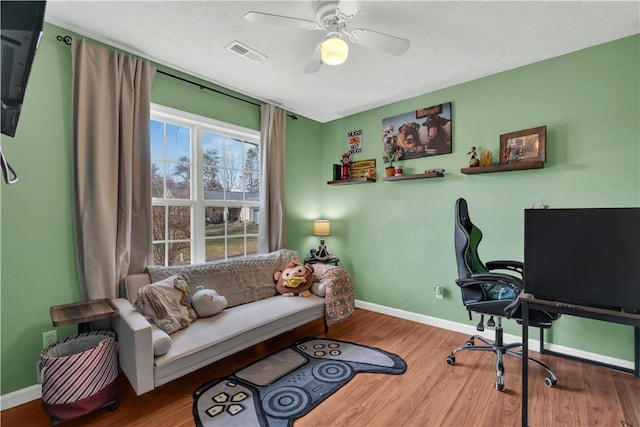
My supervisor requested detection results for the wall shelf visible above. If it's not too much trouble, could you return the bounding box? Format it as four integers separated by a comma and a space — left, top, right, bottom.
382, 170, 445, 181
461, 161, 544, 175
327, 177, 376, 185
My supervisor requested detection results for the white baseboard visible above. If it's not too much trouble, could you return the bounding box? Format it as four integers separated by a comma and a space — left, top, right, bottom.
354, 300, 635, 370
0, 384, 41, 411
1, 301, 634, 411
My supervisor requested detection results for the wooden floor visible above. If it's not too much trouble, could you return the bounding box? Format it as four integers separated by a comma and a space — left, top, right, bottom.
2, 309, 639, 426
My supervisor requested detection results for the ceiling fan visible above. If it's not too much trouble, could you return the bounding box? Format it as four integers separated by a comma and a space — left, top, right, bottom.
244, 0, 410, 73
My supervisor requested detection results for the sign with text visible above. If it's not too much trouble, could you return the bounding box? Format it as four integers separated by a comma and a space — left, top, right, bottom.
347, 129, 363, 154
349, 159, 376, 179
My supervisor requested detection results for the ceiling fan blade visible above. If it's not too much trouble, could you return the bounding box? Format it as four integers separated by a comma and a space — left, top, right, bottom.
348, 28, 410, 55
244, 11, 322, 30
335, 0, 360, 21
303, 42, 323, 74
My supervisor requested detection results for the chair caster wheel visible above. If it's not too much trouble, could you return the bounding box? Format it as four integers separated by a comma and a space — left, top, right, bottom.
544, 377, 557, 387
464, 340, 474, 347
446, 356, 455, 365
495, 381, 505, 391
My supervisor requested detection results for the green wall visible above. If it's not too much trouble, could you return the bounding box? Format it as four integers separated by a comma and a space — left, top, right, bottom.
1, 22, 637, 397
0, 24, 322, 395
306, 34, 639, 359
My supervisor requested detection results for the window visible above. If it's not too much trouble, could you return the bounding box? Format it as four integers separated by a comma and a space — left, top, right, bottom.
150, 104, 261, 266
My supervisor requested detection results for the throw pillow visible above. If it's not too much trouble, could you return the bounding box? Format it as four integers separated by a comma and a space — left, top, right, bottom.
134, 274, 197, 334
311, 263, 339, 297
150, 324, 172, 356
191, 285, 228, 317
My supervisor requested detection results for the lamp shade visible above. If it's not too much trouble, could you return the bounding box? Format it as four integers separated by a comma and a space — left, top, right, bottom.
321, 37, 348, 65
313, 220, 331, 237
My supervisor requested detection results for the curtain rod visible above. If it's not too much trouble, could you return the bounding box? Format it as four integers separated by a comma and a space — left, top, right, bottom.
56, 35, 298, 120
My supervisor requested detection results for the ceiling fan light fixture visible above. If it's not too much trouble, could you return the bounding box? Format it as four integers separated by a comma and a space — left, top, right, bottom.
321, 37, 348, 65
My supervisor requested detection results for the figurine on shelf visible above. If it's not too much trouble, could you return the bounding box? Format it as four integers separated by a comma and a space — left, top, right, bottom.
341, 152, 351, 180
503, 146, 512, 163
467, 146, 480, 167
480, 149, 493, 166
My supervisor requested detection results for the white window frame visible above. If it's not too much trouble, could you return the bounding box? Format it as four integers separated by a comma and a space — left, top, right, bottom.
151, 103, 261, 265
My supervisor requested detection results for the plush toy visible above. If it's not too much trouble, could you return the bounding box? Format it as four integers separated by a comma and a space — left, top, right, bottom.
273, 262, 315, 297
191, 285, 228, 317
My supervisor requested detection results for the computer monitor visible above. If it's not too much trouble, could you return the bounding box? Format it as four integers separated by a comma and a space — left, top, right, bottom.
524, 208, 640, 313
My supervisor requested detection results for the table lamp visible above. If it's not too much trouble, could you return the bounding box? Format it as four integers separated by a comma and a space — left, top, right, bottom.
313, 220, 331, 260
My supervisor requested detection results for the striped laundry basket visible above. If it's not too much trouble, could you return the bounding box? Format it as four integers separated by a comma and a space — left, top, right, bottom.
39, 330, 118, 421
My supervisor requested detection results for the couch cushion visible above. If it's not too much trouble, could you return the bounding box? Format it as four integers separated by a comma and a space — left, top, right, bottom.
154, 294, 324, 369
146, 249, 300, 308
134, 274, 197, 334
124, 273, 151, 303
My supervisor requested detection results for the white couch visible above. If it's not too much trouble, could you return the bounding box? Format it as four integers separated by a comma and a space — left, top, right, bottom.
111, 249, 329, 395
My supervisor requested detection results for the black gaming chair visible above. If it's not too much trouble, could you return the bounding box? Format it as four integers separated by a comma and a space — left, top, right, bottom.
446, 198, 558, 391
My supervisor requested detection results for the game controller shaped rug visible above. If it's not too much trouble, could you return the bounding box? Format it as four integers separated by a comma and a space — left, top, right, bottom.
193, 337, 407, 427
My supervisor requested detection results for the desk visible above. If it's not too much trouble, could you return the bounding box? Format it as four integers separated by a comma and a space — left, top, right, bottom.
521, 297, 640, 426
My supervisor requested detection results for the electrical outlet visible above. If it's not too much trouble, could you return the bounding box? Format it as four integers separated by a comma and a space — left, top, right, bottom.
434, 285, 444, 300
42, 330, 57, 348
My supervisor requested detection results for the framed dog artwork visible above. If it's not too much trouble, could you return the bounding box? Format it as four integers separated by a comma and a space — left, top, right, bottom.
382, 102, 452, 161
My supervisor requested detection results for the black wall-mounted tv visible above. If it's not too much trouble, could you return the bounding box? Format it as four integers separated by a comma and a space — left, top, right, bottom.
1, 1, 46, 137
524, 208, 640, 313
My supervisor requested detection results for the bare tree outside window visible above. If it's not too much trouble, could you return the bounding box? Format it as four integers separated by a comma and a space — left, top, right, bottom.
203, 147, 222, 191
244, 144, 260, 194
151, 107, 260, 266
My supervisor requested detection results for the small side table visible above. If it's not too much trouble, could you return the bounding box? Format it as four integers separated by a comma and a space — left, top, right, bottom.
44, 299, 120, 422
304, 256, 340, 266
50, 299, 119, 333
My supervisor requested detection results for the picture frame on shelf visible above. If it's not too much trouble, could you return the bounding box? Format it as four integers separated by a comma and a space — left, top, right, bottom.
500, 125, 546, 164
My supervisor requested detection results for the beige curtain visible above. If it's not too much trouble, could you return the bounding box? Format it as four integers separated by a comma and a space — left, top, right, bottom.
71, 39, 156, 299
258, 104, 287, 253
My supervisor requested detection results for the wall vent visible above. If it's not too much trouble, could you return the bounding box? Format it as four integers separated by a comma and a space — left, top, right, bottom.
225, 41, 266, 63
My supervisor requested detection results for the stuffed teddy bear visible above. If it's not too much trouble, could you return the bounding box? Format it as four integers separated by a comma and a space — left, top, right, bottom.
273, 261, 315, 297
191, 285, 228, 317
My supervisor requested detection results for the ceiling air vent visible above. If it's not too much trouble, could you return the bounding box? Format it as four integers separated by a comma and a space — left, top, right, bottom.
225, 41, 266, 63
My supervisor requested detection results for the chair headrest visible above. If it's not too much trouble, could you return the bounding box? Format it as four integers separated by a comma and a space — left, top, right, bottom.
456, 198, 472, 232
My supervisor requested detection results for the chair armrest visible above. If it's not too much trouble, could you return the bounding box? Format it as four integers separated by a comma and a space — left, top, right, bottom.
457, 274, 525, 319
457, 272, 524, 292
111, 298, 155, 395
485, 260, 524, 276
